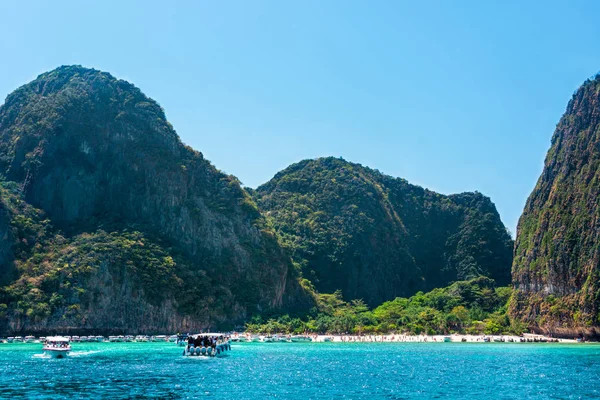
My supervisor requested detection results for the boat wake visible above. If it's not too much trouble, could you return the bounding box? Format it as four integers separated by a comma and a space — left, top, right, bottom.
183, 354, 227, 361
32, 350, 101, 359
69, 350, 103, 357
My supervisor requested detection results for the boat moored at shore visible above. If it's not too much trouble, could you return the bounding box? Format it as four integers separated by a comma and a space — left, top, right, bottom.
175, 334, 188, 346
290, 335, 313, 343
275, 335, 291, 342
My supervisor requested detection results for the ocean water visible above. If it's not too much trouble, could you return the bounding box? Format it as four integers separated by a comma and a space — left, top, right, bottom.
0, 342, 599, 399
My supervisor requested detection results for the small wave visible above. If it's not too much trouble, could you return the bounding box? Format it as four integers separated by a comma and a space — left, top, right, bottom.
32, 353, 50, 359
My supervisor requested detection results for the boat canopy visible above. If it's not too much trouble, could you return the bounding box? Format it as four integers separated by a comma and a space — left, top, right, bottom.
189, 333, 226, 338
46, 336, 70, 342
193, 333, 225, 336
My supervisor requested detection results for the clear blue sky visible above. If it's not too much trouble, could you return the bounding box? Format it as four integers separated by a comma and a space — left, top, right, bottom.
1, 1, 599, 235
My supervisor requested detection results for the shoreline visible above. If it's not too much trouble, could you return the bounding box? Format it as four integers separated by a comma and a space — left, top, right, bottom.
2, 333, 594, 345
313, 333, 577, 343
239, 333, 587, 344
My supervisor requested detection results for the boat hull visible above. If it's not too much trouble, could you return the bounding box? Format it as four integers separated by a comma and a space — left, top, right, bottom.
290, 336, 312, 343
183, 342, 232, 357
43, 348, 70, 359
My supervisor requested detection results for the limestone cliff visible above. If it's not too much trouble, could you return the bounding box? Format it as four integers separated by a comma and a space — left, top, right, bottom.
0, 66, 311, 334
511, 75, 600, 337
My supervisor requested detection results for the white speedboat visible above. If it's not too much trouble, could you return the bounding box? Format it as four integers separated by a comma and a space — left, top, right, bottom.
290, 335, 312, 343
108, 336, 119, 342
135, 335, 149, 342
261, 335, 275, 343
95, 336, 105, 342
7, 337, 14, 343
152, 335, 167, 342
24, 336, 36, 343
14, 336, 24, 343
231, 335, 252, 343
250, 335, 261, 342
43, 337, 71, 358
71, 336, 81, 342
276, 335, 291, 343
125, 335, 134, 342
168, 335, 177, 342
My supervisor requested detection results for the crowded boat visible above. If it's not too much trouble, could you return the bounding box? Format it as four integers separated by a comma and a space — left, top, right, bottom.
42, 336, 71, 358
183, 334, 231, 357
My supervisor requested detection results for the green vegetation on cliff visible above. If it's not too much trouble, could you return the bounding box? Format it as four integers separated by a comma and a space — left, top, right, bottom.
246, 277, 522, 335
255, 157, 514, 306
0, 66, 311, 334
0, 65, 517, 335
511, 74, 600, 335
0, 179, 257, 332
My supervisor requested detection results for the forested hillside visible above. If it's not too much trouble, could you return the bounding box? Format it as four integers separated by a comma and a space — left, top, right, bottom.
255, 157, 513, 306
0, 66, 311, 334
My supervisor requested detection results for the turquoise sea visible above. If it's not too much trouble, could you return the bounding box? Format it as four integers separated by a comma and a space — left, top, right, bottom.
0, 341, 599, 399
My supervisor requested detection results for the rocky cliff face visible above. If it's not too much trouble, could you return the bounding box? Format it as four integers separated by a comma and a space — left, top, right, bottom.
254, 157, 513, 306
0, 202, 14, 286
511, 76, 600, 336
0, 66, 311, 334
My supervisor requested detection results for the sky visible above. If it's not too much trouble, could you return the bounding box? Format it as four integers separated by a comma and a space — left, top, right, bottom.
1, 1, 600, 235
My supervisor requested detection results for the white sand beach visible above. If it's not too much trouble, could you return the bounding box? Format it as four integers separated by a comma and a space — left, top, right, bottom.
310, 333, 576, 343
